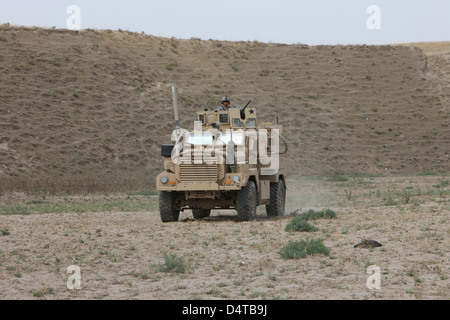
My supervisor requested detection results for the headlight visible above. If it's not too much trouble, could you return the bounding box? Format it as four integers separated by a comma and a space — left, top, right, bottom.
232, 175, 240, 183
160, 176, 168, 184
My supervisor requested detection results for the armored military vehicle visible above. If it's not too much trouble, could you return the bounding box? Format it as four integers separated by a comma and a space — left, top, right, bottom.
156, 85, 287, 222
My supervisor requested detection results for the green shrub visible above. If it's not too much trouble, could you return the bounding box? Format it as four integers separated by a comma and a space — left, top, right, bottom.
279, 239, 330, 259
384, 196, 397, 206
417, 172, 438, 176
258, 69, 270, 76
285, 218, 318, 232
297, 209, 336, 221
159, 252, 186, 273
433, 179, 449, 188
166, 62, 178, 71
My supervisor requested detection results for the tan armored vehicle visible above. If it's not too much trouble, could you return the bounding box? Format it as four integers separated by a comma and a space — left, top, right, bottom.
156, 86, 287, 222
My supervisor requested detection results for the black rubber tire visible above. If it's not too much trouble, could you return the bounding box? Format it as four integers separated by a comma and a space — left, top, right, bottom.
266, 179, 286, 217
236, 180, 257, 221
159, 191, 180, 222
192, 208, 211, 219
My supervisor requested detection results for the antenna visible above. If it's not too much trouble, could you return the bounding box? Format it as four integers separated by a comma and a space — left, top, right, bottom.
242, 100, 252, 111
276, 105, 279, 124
171, 84, 180, 130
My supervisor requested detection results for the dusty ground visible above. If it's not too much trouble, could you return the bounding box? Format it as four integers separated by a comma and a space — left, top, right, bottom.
0, 174, 448, 300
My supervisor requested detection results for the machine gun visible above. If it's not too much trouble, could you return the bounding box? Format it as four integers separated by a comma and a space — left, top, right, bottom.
240, 100, 252, 119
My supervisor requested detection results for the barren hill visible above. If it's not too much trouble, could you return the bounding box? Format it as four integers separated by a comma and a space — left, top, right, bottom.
0, 25, 449, 192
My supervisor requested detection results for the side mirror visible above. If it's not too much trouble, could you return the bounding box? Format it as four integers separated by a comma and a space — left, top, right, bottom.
161, 144, 174, 157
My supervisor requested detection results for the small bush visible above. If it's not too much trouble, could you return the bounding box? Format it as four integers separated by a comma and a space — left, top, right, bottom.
285, 218, 318, 232
417, 172, 438, 176
166, 62, 178, 71
30, 287, 54, 297
298, 209, 336, 221
258, 69, 270, 76
279, 239, 330, 259
159, 252, 186, 273
433, 179, 449, 188
384, 196, 397, 206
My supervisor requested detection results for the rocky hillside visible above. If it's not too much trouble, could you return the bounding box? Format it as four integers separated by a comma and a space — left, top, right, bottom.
0, 25, 448, 191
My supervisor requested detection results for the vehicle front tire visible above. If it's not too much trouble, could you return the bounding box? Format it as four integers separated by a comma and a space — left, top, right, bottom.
159, 191, 180, 222
236, 180, 257, 221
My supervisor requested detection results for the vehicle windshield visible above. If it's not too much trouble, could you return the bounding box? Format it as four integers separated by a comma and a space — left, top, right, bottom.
185, 133, 213, 145
215, 131, 245, 145
184, 131, 245, 146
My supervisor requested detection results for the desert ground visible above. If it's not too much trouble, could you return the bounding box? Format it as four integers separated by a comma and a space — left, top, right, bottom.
0, 174, 448, 300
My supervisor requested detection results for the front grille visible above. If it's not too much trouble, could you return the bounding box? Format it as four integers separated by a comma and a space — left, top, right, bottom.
179, 163, 218, 182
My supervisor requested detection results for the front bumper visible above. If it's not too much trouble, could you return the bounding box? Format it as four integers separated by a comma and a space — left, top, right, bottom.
156, 172, 243, 191
157, 182, 242, 191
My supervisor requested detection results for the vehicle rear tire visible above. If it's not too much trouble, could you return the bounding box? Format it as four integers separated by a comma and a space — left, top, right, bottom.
266, 179, 286, 217
192, 208, 211, 219
159, 191, 180, 222
236, 180, 257, 221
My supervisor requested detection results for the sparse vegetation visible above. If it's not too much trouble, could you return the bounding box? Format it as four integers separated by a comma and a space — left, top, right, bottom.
326, 176, 348, 182
159, 252, 186, 273
230, 63, 239, 71
166, 61, 178, 71
0, 174, 448, 299
1, 206, 30, 215
433, 179, 449, 188
285, 217, 319, 232
0, 194, 158, 215
279, 239, 330, 259
296, 209, 337, 221
258, 69, 270, 76
30, 287, 55, 297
